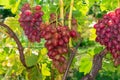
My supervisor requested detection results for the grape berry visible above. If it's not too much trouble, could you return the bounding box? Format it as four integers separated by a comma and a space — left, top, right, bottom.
94, 8, 120, 66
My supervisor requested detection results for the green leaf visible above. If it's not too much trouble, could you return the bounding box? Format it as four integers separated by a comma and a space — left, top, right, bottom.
26, 54, 39, 67
94, 46, 103, 54
9, 0, 16, 5
35, 0, 40, 4
28, 66, 42, 80
102, 60, 116, 72
101, 0, 117, 11
3, 47, 9, 54
4, 16, 23, 36
79, 54, 92, 75
73, 10, 82, 18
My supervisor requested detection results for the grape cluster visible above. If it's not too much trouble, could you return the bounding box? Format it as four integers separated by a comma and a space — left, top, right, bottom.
19, 3, 44, 42
19, 4, 78, 73
94, 8, 120, 66
46, 13, 77, 73
40, 23, 77, 73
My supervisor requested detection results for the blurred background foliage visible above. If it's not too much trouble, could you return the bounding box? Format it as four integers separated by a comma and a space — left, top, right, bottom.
0, 0, 120, 80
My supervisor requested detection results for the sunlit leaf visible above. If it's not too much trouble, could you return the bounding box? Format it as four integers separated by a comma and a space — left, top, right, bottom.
79, 54, 92, 75
0, 0, 21, 14
11, 0, 21, 14
42, 63, 50, 76
0, 0, 11, 9
4, 16, 22, 35
89, 28, 96, 41
41, 48, 48, 55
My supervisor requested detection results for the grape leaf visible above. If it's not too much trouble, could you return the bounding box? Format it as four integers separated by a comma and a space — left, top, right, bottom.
11, 0, 21, 14
0, 0, 11, 9
28, 66, 42, 80
42, 63, 50, 76
89, 28, 96, 41
94, 46, 103, 54
79, 54, 92, 75
0, 0, 21, 14
41, 48, 48, 55
26, 54, 39, 67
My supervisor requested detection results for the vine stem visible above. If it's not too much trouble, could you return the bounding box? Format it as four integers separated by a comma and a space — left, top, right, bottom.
59, 0, 64, 26
0, 22, 29, 69
62, 39, 81, 80
81, 48, 108, 80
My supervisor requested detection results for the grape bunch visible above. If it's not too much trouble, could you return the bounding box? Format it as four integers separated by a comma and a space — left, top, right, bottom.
19, 4, 78, 73
19, 3, 44, 42
40, 23, 77, 73
94, 8, 120, 66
